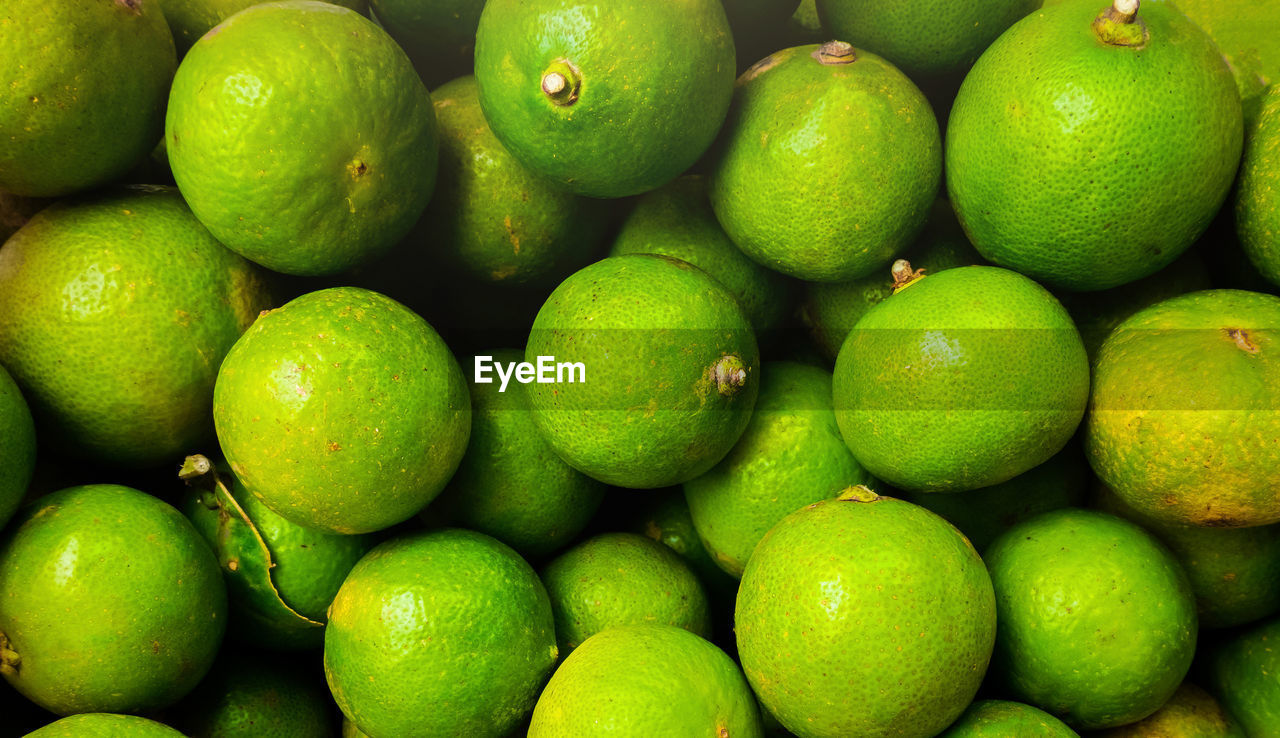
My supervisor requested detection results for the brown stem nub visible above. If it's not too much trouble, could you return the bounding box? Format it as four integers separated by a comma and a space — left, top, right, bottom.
1105, 0, 1140, 23
891, 259, 927, 293
837, 485, 880, 503
712, 355, 748, 397
541, 60, 581, 107
0, 631, 18, 677
813, 40, 857, 65
179, 454, 213, 481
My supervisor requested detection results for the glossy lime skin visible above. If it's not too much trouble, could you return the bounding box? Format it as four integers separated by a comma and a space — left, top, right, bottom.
736, 493, 996, 738
542, 533, 711, 653
177, 653, 335, 737
0, 485, 226, 715
0, 0, 175, 197
1100, 683, 1244, 738
475, 0, 735, 198
324, 529, 558, 738
685, 361, 872, 577
158, 0, 366, 52
0, 187, 269, 467
1086, 290, 1280, 528
214, 287, 470, 534
26, 714, 186, 737
834, 266, 1089, 492
529, 625, 763, 738
711, 44, 940, 282
939, 700, 1078, 737
525, 255, 759, 488
986, 509, 1197, 729
0, 365, 35, 531
1208, 617, 1280, 737
1239, 85, 1280, 287
947, 0, 1242, 291
167, 1, 437, 276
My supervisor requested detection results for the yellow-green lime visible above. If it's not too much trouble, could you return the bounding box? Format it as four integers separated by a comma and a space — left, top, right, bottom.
0, 365, 35, 531
939, 700, 1078, 737
25, 714, 185, 738
175, 652, 335, 737
1239, 85, 1280, 287
157, 0, 366, 52
1098, 683, 1244, 738
1207, 617, 1280, 737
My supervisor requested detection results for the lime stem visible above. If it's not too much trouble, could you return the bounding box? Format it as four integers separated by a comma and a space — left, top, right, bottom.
837, 485, 881, 503
813, 40, 857, 65
179, 454, 212, 481
891, 259, 927, 293
712, 355, 748, 397
1109, 0, 1139, 23
541, 60, 581, 106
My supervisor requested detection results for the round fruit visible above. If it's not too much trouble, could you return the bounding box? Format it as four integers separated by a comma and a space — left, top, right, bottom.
816, 0, 1040, 78
418, 76, 608, 287
166, 1, 437, 276
324, 529, 558, 738
0, 365, 35, 531
946, 0, 1243, 291
736, 487, 996, 738
525, 255, 759, 488
834, 265, 1089, 492
426, 350, 605, 559
939, 700, 1078, 738
1207, 617, 1280, 736
213, 286, 470, 534
528, 625, 762, 738
985, 509, 1197, 729
630, 490, 738, 601
0, 187, 269, 467
26, 714, 185, 738
685, 361, 872, 577
711, 42, 940, 282
0, 0, 175, 197
541, 533, 711, 653
367, 0, 483, 87
1099, 683, 1244, 738
1086, 289, 1280, 527
474, 0, 735, 198
1239, 85, 1280, 287
176, 653, 335, 737
157, 0, 367, 52
0, 485, 226, 715
611, 174, 791, 336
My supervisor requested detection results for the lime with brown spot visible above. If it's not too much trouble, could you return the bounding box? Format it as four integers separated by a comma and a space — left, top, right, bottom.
26, 714, 186, 738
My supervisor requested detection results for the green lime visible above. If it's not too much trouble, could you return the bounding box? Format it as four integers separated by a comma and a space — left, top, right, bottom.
0, 365, 35, 531
474, 0, 735, 197
368, 0, 482, 87
985, 509, 1197, 729
525, 255, 759, 488
324, 529, 557, 737
1098, 683, 1244, 738
736, 487, 996, 738
1086, 289, 1280, 527
939, 700, 1079, 737
630, 489, 738, 601
528, 625, 762, 738
175, 652, 335, 737
213, 286, 470, 534
0, 187, 269, 468
610, 174, 792, 336
166, 1, 437, 276
0, 0, 175, 197
685, 361, 872, 577
946, 0, 1243, 291
541, 532, 711, 654
157, 0, 367, 53
25, 714, 185, 738
834, 265, 1089, 492
1207, 617, 1280, 737
711, 42, 940, 282
0, 485, 226, 714
1239, 85, 1280, 287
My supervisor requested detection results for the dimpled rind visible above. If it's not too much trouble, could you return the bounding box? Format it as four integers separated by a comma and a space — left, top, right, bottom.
474, 0, 735, 198
711, 44, 941, 282
946, 0, 1243, 291
834, 266, 1089, 492
0, 485, 227, 715
1086, 289, 1280, 528
736, 494, 996, 738
26, 713, 186, 738
0, 365, 35, 531
985, 509, 1198, 730
166, 1, 437, 276
213, 286, 471, 535
0, 187, 270, 468
939, 700, 1079, 737
1208, 617, 1280, 737
1239, 86, 1280, 287
528, 625, 763, 738
324, 529, 557, 738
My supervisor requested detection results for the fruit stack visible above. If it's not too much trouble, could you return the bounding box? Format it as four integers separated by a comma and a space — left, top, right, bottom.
0, 0, 1277, 735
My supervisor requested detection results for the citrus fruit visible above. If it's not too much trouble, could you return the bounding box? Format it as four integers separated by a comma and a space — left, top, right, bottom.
166, 0, 437, 276
324, 529, 558, 738
213, 286, 470, 534
629, 489, 738, 601
834, 265, 1089, 492
179, 457, 372, 649
0, 186, 270, 467
367, 0, 483, 87
1238, 85, 1280, 287
0, 0, 175, 197
610, 174, 792, 336
541, 532, 711, 653
525, 254, 759, 488
0, 365, 35, 531
341, 719, 369, 738
736, 486, 996, 738
157, 0, 367, 52
0, 484, 226, 715
474, 0, 735, 198
946, 0, 1243, 291
939, 700, 1078, 738
425, 350, 605, 559
1207, 616, 1280, 737
418, 76, 608, 287
985, 509, 1197, 729
1086, 289, 1280, 527
710, 42, 940, 282
528, 624, 763, 738
684, 361, 872, 577
1099, 683, 1244, 738
25, 714, 185, 737
175, 652, 335, 737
